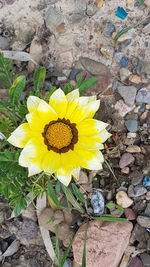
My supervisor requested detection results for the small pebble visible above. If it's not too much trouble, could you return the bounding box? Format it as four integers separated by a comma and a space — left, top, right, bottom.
114, 52, 124, 62
124, 208, 136, 220
91, 191, 105, 215
119, 39, 132, 50
125, 120, 138, 132
146, 105, 150, 110
119, 68, 132, 82
129, 74, 142, 84
127, 132, 137, 138
143, 176, 150, 188
120, 56, 129, 68
114, 100, 135, 117
137, 216, 150, 228
126, 145, 141, 153
146, 191, 150, 201
119, 153, 135, 168
116, 191, 133, 208
103, 22, 116, 37
140, 253, 150, 267
121, 167, 130, 174
144, 0, 150, 7
136, 88, 150, 104
128, 257, 143, 267
134, 185, 147, 197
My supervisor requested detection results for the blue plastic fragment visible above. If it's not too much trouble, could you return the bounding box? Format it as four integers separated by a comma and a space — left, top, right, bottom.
115, 7, 128, 20
120, 56, 129, 68
143, 175, 150, 188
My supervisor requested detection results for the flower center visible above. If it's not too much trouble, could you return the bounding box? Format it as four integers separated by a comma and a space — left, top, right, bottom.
45, 122, 73, 149
42, 118, 78, 153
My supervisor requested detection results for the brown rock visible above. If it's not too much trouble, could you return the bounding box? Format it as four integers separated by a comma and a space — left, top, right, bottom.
79, 57, 110, 76
22, 203, 37, 222
144, 0, 150, 7
126, 145, 141, 153
78, 170, 89, 184
125, 208, 136, 220
119, 153, 135, 168
72, 220, 133, 267
38, 208, 64, 232
58, 222, 74, 247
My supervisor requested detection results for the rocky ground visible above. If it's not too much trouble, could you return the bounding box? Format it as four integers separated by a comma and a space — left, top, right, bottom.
0, 0, 150, 266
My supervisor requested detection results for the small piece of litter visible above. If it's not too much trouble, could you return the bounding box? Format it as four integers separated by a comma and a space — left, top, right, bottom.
97, 0, 104, 8
115, 7, 128, 20
143, 176, 150, 188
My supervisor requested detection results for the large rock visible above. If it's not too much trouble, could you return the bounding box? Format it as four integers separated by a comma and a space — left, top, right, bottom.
79, 57, 110, 76
72, 220, 133, 267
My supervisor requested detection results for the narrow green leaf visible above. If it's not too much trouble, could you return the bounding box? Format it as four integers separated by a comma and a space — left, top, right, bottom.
78, 77, 99, 92
72, 184, 87, 208
81, 239, 86, 267
33, 66, 46, 91
9, 75, 26, 104
48, 181, 67, 209
106, 202, 124, 212
0, 52, 14, 88
60, 237, 74, 266
76, 75, 84, 87
61, 184, 84, 213
92, 216, 128, 222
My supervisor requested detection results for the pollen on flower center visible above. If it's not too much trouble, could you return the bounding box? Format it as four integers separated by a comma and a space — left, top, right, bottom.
42, 118, 78, 153
45, 122, 73, 149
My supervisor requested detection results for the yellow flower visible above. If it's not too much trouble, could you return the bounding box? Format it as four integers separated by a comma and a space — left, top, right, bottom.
8, 89, 111, 186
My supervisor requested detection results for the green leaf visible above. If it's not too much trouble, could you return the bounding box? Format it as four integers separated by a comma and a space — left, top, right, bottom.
106, 202, 124, 212
72, 183, 87, 209
33, 66, 46, 91
78, 77, 99, 92
9, 75, 26, 104
55, 180, 61, 193
92, 216, 128, 222
81, 239, 86, 267
60, 237, 74, 266
76, 75, 84, 87
61, 184, 85, 213
0, 52, 14, 88
47, 181, 67, 209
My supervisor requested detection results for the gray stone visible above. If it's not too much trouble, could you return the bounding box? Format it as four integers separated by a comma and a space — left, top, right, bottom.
117, 85, 137, 106
135, 61, 145, 75
91, 191, 105, 215
136, 88, 150, 104
114, 52, 124, 62
0, 36, 9, 49
119, 39, 132, 50
140, 253, 150, 267
145, 203, 150, 216
103, 22, 116, 37
63, 259, 72, 267
79, 57, 110, 76
67, 13, 85, 23
86, 4, 98, 16
125, 120, 138, 132
75, 0, 87, 12
47, 0, 58, 4
45, 7, 63, 33
137, 216, 150, 228
130, 171, 143, 186
119, 68, 132, 82
134, 185, 147, 197
119, 153, 135, 168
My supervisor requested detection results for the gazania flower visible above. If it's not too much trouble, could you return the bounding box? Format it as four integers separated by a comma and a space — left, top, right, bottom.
8, 89, 111, 186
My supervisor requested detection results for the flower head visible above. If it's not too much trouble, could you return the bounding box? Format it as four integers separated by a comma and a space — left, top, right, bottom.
8, 89, 111, 186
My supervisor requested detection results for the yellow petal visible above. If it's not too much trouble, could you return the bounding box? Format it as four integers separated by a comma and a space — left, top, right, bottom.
75, 149, 104, 170
77, 119, 108, 136
49, 88, 67, 118
19, 153, 42, 176
70, 100, 100, 123
65, 89, 79, 117
7, 123, 31, 148
27, 96, 41, 112
42, 151, 61, 173
56, 168, 72, 186
72, 167, 80, 181
99, 129, 111, 143
76, 135, 104, 150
